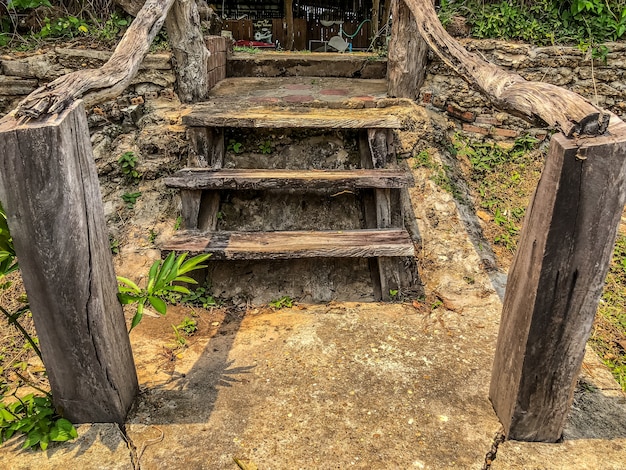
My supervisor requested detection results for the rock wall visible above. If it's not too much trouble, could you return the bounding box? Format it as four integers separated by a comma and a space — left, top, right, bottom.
419, 40, 626, 140
0, 36, 228, 117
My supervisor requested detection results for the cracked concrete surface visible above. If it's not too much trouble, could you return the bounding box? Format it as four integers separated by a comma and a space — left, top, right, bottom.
3, 108, 626, 470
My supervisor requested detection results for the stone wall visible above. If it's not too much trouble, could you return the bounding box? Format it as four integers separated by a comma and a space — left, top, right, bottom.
0, 35, 228, 116
419, 40, 626, 140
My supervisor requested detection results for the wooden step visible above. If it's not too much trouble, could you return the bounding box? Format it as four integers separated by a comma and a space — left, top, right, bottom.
162, 229, 415, 260
183, 104, 411, 129
164, 169, 414, 191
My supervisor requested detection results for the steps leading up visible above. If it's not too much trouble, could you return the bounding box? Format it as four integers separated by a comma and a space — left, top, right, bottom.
183, 104, 411, 129
162, 229, 415, 260
164, 169, 414, 191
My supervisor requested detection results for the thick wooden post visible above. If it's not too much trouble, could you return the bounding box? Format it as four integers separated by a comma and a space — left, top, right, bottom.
165, 0, 211, 103
489, 118, 626, 442
372, 0, 381, 44
387, 0, 428, 99
0, 103, 138, 424
284, 0, 294, 51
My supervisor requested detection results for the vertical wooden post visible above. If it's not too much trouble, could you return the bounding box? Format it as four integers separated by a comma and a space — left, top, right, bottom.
284, 0, 294, 51
183, 127, 224, 231
360, 129, 412, 301
166, 0, 211, 103
0, 102, 138, 423
387, 0, 429, 99
490, 119, 626, 442
372, 0, 381, 44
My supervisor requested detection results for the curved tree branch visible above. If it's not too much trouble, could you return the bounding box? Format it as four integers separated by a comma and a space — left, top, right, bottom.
403, 0, 610, 137
16, 0, 176, 119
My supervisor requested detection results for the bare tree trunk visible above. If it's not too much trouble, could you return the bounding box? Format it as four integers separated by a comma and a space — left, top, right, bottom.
17, 0, 176, 119
165, 0, 211, 103
387, 0, 428, 99
285, 0, 294, 51
403, 0, 609, 136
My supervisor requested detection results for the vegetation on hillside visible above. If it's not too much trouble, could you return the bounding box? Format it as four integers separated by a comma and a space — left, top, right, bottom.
439, 0, 626, 53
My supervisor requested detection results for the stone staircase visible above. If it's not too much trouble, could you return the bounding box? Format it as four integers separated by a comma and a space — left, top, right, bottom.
162, 75, 420, 302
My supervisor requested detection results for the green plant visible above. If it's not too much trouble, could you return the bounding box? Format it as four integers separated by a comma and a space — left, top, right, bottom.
0, 393, 77, 450
233, 46, 261, 54
148, 229, 157, 245
109, 237, 120, 255
269, 296, 294, 309
121, 191, 141, 209
39, 16, 90, 39
95, 12, 130, 41
175, 316, 198, 336
117, 252, 211, 331
174, 216, 183, 231
258, 140, 272, 154
180, 286, 216, 309
118, 151, 140, 181
228, 139, 243, 154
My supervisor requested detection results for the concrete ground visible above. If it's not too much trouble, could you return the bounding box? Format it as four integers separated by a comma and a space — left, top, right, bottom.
3, 138, 626, 469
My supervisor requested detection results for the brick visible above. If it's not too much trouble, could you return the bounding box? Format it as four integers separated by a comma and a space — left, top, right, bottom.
422, 91, 432, 103
475, 114, 503, 126
491, 127, 519, 138
447, 104, 475, 122
462, 123, 489, 135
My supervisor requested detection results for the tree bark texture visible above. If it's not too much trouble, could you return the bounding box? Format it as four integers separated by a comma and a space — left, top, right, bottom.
489, 116, 626, 441
115, 0, 145, 16
165, 0, 212, 103
16, 0, 176, 119
372, 0, 381, 42
285, 0, 294, 50
403, 0, 610, 136
387, 0, 428, 99
0, 102, 139, 423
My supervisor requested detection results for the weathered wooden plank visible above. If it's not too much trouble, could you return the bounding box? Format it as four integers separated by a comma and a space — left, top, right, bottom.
182, 127, 224, 230
489, 117, 626, 442
387, 0, 429, 99
183, 105, 407, 129
162, 229, 415, 260
164, 169, 414, 190
0, 102, 138, 423
187, 127, 224, 168
368, 128, 395, 168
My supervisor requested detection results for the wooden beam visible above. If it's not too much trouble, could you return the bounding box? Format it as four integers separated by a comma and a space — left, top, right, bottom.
387, 0, 428, 99
0, 102, 138, 423
165, 0, 211, 103
489, 116, 626, 441
16, 0, 176, 118
372, 0, 381, 45
402, 0, 609, 136
163, 229, 415, 260
183, 105, 408, 129
285, 0, 294, 51
164, 168, 414, 190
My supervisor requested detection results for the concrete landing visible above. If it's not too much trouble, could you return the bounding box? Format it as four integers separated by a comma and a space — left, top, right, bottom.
3, 135, 626, 469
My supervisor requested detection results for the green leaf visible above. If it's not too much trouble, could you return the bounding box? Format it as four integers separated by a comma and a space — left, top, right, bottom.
146, 259, 161, 291
172, 276, 198, 284
117, 293, 140, 304
129, 311, 143, 331
148, 296, 167, 315
116, 276, 141, 294
179, 254, 211, 274
160, 285, 190, 295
